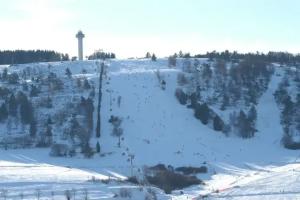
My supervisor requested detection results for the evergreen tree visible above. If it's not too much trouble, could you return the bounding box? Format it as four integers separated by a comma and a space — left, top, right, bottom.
96, 115, 101, 138
110, 53, 116, 59
247, 105, 257, 123
296, 93, 300, 106
65, 68, 72, 78
238, 110, 254, 138
183, 53, 191, 58
19, 93, 34, 124
281, 96, 294, 134
22, 83, 28, 91
79, 97, 94, 133
62, 54, 69, 61
29, 120, 37, 137
8, 94, 17, 117
2, 68, 8, 80
151, 54, 157, 61
46, 125, 52, 137
83, 79, 91, 89
220, 94, 229, 110
0, 103, 8, 122
215, 59, 227, 76
85, 98, 94, 132
178, 50, 183, 58
30, 85, 39, 97
213, 115, 224, 131
69, 116, 81, 140
202, 64, 212, 80
96, 141, 101, 153
7, 73, 19, 84
190, 92, 198, 109
146, 52, 151, 58
168, 55, 177, 67
47, 116, 53, 125
82, 142, 93, 158
0, 87, 10, 98
194, 103, 210, 125
45, 124, 53, 146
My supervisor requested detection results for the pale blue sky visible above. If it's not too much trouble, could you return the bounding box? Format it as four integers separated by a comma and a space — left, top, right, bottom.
0, 0, 299, 58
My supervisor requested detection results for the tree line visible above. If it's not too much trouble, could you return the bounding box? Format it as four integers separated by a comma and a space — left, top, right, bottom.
172, 50, 300, 65
88, 51, 116, 60
0, 50, 69, 64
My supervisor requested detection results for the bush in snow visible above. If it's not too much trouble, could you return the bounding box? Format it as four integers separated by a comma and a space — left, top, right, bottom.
52, 78, 64, 91
7, 72, 19, 84
189, 92, 198, 109
76, 78, 82, 88
168, 55, 177, 67
29, 85, 40, 97
47, 73, 64, 91
0, 87, 10, 99
182, 58, 193, 73
119, 188, 132, 198
1, 68, 8, 80
145, 188, 157, 200
38, 96, 52, 108
0, 135, 34, 149
36, 125, 53, 147
220, 93, 229, 110
83, 79, 91, 89
177, 73, 188, 86
65, 67, 72, 78
89, 87, 96, 98
175, 88, 187, 105
50, 144, 69, 157
82, 68, 87, 74
144, 165, 202, 194
281, 134, 300, 150
175, 166, 208, 175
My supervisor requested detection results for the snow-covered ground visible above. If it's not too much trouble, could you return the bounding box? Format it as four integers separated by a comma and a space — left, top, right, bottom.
0, 59, 299, 199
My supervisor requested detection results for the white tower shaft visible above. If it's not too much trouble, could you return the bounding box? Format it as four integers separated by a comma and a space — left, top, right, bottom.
78, 38, 83, 60
76, 31, 85, 61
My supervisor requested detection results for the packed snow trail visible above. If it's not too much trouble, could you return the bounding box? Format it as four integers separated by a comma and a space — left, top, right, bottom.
256, 66, 284, 145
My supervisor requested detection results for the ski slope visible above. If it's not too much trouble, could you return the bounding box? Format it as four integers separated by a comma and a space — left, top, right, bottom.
0, 59, 299, 199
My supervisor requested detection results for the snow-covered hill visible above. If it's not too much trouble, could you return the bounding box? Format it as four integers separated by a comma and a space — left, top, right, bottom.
0, 59, 299, 199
